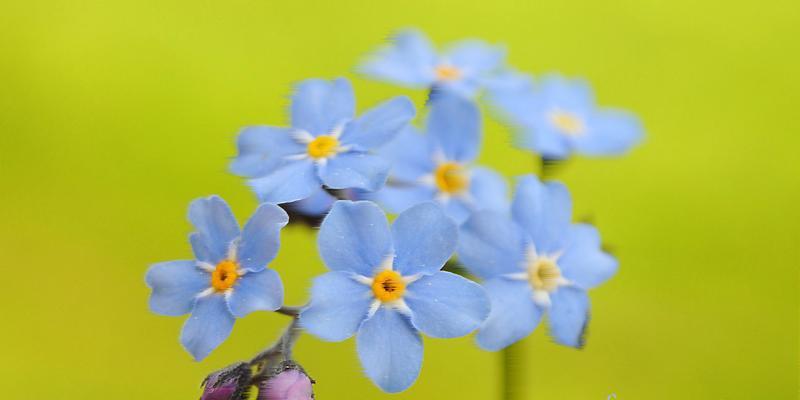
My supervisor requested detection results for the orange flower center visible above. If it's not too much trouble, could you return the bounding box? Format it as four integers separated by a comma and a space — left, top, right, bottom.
434, 162, 469, 194
211, 260, 239, 292
371, 270, 406, 302
435, 65, 462, 81
549, 110, 585, 136
528, 258, 561, 292
306, 135, 340, 159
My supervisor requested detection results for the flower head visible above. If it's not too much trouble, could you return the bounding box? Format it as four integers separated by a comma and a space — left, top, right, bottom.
369, 92, 507, 223
299, 201, 490, 392
145, 196, 289, 360
489, 74, 643, 159
458, 175, 618, 350
258, 361, 314, 400
230, 78, 415, 204
358, 29, 507, 98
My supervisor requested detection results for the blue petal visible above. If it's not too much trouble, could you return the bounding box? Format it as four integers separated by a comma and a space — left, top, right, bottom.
468, 166, 509, 215
369, 184, 437, 214
441, 197, 472, 224
476, 278, 542, 351
558, 224, 618, 289
145, 260, 209, 316
458, 211, 526, 279
319, 152, 390, 192
237, 203, 289, 271
575, 109, 643, 156
299, 271, 373, 341
484, 70, 536, 121
289, 187, 337, 216
188, 196, 241, 264
511, 176, 572, 254
230, 126, 303, 178
291, 78, 355, 135
226, 268, 283, 318
249, 160, 319, 204
526, 124, 572, 159
405, 271, 489, 338
391, 202, 457, 276
538, 74, 595, 114
357, 307, 423, 393
427, 93, 481, 162
318, 201, 393, 276
358, 29, 437, 87
340, 96, 415, 149
180, 294, 235, 361
378, 126, 435, 181
548, 286, 590, 348
444, 40, 505, 75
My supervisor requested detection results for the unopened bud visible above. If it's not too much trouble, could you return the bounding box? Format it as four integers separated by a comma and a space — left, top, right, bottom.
200, 362, 251, 400
258, 361, 314, 400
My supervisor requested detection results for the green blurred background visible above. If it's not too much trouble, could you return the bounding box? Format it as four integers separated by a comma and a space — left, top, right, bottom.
1, 0, 797, 398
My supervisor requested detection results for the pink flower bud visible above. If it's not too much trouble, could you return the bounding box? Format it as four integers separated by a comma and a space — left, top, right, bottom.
201, 363, 251, 400
258, 362, 314, 400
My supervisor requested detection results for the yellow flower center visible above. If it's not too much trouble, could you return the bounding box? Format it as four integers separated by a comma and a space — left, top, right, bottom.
306, 135, 340, 159
371, 270, 406, 302
528, 257, 561, 292
549, 110, 585, 136
434, 162, 469, 194
211, 260, 239, 292
435, 64, 462, 81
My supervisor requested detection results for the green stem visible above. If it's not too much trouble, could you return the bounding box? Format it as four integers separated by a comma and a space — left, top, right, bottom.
501, 341, 526, 400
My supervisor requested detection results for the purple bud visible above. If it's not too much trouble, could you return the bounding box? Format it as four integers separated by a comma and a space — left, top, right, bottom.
200, 363, 251, 400
258, 362, 314, 400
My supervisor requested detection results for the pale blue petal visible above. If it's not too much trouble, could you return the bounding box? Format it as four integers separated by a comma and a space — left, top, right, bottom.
444, 40, 505, 75
237, 203, 289, 271
528, 125, 572, 159
145, 260, 209, 316
226, 268, 283, 318
476, 278, 542, 351
230, 126, 303, 177
299, 271, 373, 341
180, 294, 235, 361
558, 224, 618, 289
511, 176, 572, 254
289, 187, 337, 216
427, 93, 481, 162
442, 197, 472, 224
575, 109, 643, 156
340, 96, 415, 149
369, 184, 436, 214
319, 153, 390, 192
485, 70, 536, 121
468, 166, 508, 214
548, 286, 590, 348
291, 78, 354, 135
188, 196, 240, 264
391, 202, 457, 276
318, 201, 392, 276
405, 271, 489, 338
378, 126, 435, 181
458, 211, 526, 279
358, 29, 437, 87
357, 307, 423, 393
538, 74, 594, 114
249, 160, 319, 204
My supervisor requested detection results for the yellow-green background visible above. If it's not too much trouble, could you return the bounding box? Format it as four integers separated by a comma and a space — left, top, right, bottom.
1, 0, 797, 398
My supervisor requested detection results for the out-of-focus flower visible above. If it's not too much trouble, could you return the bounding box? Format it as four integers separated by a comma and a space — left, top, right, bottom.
258, 362, 314, 400
489, 74, 643, 159
458, 175, 617, 350
358, 29, 507, 98
299, 201, 490, 392
145, 196, 288, 360
369, 92, 507, 223
231, 78, 415, 204
201, 363, 251, 400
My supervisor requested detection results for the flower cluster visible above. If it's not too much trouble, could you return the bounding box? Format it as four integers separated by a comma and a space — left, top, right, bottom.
145, 28, 642, 396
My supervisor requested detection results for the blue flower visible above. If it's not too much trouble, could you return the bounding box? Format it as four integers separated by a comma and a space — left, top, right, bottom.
230, 78, 415, 204
369, 92, 507, 223
488, 74, 643, 159
299, 201, 490, 392
145, 196, 289, 360
457, 175, 617, 350
358, 29, 506, 98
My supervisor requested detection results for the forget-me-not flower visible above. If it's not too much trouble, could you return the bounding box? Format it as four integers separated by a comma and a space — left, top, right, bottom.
299, 201, 490, 392
370, 92, 507, 223
489, 74, 643, 159
458, 175, 618, 350
146, 196, 289, 360
231, 78, 415, 204
358, 29, 507, 98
